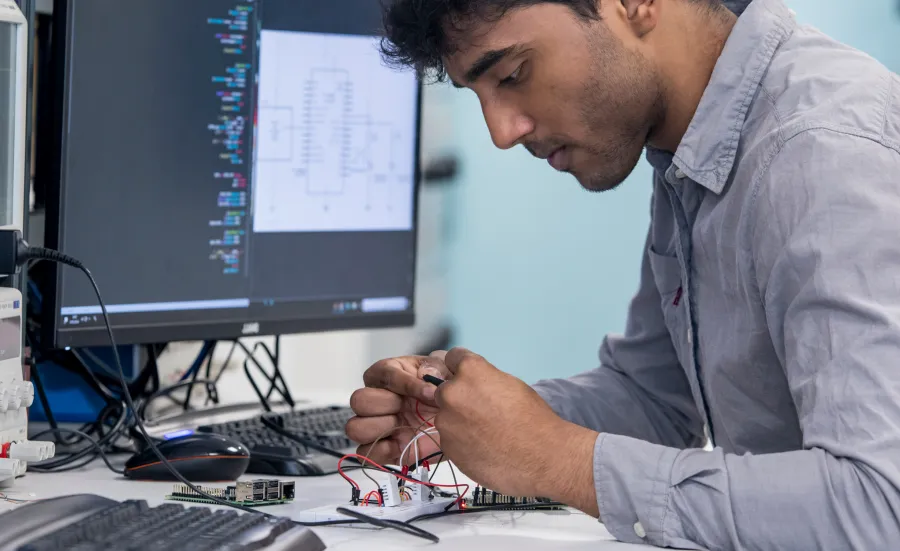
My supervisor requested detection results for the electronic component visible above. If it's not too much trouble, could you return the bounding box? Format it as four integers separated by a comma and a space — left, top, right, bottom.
0, 493, 325, 550
376, 472, 402, 507
465, 487, 565, 510
406, 466, 431, 502
167, 479, 296, 507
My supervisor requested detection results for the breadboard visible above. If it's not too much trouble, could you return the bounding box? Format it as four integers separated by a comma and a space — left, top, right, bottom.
293, 498, 457, 524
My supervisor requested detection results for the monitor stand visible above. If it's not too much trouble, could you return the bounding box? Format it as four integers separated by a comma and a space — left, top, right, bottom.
180, 336, 296, 413
142, 335, 307, 436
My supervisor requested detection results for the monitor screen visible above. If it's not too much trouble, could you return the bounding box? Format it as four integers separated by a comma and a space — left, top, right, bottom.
43, 0, 420, 347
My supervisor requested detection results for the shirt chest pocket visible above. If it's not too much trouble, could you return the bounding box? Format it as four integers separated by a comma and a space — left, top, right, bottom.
648, 249, 688, 351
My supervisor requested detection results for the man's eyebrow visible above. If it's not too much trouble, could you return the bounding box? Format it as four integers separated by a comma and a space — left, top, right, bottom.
463, 45, 519, 83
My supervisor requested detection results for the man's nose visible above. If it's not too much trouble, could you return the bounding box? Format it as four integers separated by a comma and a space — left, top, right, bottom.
482, 101, 534, 150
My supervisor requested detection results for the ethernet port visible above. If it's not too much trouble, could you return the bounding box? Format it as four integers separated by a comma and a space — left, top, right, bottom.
281, 481, 296, 500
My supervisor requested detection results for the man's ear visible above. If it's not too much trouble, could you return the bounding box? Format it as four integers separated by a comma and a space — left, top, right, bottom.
620, 0, 658, 36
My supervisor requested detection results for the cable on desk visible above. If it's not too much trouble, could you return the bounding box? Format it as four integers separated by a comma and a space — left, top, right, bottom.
335, 506, 440, 543
28, 408, 129, 475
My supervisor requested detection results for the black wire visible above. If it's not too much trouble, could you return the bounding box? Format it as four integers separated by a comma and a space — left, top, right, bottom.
424, 453, 462, 510
260, 417, 404, 476
335, 507, 440, 543
27, 428, 126, 475
59, 350, 121, 402
138, 379, 221, 423
184, 341, 216, 409
260, 415, 379, 488
413, 451, 443, 471
406, 500, 568, 524
27, 402, 129, 472
321, 500, 568, 540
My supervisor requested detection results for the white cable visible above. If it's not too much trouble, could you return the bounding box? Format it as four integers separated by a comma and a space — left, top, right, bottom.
401, 429, 438, 467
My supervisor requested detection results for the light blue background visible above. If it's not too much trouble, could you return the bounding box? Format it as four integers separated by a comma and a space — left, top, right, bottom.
443, 1, 900, 383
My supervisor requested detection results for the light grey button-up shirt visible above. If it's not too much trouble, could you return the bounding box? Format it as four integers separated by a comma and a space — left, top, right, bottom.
533, 0, 900, 549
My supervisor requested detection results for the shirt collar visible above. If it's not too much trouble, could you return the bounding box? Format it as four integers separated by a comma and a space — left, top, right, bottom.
645, 0, 796, 193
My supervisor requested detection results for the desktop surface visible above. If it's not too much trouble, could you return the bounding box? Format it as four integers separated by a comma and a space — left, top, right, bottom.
0, 462, 645, 551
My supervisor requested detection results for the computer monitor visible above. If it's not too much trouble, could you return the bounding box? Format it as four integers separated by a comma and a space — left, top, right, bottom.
40, 0, 421, 348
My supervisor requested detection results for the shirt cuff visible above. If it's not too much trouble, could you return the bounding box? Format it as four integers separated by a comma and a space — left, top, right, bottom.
594, 433, 683, 546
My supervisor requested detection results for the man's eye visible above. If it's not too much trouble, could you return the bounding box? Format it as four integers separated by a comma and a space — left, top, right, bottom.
500, 64, 524, 86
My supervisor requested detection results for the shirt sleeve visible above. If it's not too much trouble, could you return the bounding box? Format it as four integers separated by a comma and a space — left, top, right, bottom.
533, 216, 705, 450
590, 129, 900, 550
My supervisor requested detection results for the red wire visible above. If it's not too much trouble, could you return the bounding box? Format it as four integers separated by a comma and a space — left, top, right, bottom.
362, 490, 382, 506
415, 400, 435, 428
339, 453, 469, 508
337, 459, 361, 490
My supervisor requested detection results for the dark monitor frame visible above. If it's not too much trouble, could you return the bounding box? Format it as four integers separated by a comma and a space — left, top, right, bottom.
39, 0, 422, 349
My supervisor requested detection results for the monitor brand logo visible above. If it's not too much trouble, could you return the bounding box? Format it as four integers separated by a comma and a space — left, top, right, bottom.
241, 322, 260, 335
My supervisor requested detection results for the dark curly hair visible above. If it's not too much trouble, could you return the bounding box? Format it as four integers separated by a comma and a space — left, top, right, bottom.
379, 0, 601, 82
380, 0, 724, 82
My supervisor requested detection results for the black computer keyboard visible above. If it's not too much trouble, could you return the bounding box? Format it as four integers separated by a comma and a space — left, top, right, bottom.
0, 494, 325, 551
197, 406, 356, 476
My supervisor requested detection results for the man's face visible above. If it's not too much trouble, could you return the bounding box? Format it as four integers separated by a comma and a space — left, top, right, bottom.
443, 2, 664, 192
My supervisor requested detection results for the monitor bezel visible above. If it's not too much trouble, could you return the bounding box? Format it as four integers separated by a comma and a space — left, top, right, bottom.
41, 0, 422, 349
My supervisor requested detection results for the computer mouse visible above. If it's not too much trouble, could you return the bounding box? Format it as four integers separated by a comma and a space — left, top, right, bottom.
124, 432, 250, 482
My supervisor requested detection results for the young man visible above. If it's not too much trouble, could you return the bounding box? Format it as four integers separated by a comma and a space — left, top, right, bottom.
345, 0, 900, 548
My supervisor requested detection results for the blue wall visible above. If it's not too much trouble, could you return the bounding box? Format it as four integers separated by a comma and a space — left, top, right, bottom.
444, 0, 900, 383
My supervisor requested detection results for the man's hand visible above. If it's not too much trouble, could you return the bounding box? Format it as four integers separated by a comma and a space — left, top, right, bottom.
434, 348, 601, 517
345, 353, 450, 465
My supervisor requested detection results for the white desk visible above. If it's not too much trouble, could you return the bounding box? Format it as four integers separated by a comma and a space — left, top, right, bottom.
4, 384, 655, 550
0, 462, 651, 550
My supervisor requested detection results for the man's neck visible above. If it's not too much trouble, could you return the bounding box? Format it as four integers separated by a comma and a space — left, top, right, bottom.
648, 7, 737, 153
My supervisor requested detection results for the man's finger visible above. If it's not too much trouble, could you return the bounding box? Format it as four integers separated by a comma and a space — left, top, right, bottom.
345, 414, 402, 445
349, 388, 403, 416
418, 357, 452, 386
363, 358, 435, 402
444, 346, 477, 375
356, 439, 401, 465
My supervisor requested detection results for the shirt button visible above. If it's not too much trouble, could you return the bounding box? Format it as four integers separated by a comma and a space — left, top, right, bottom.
674, 168, 686, 180
634, 521, 646, 538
